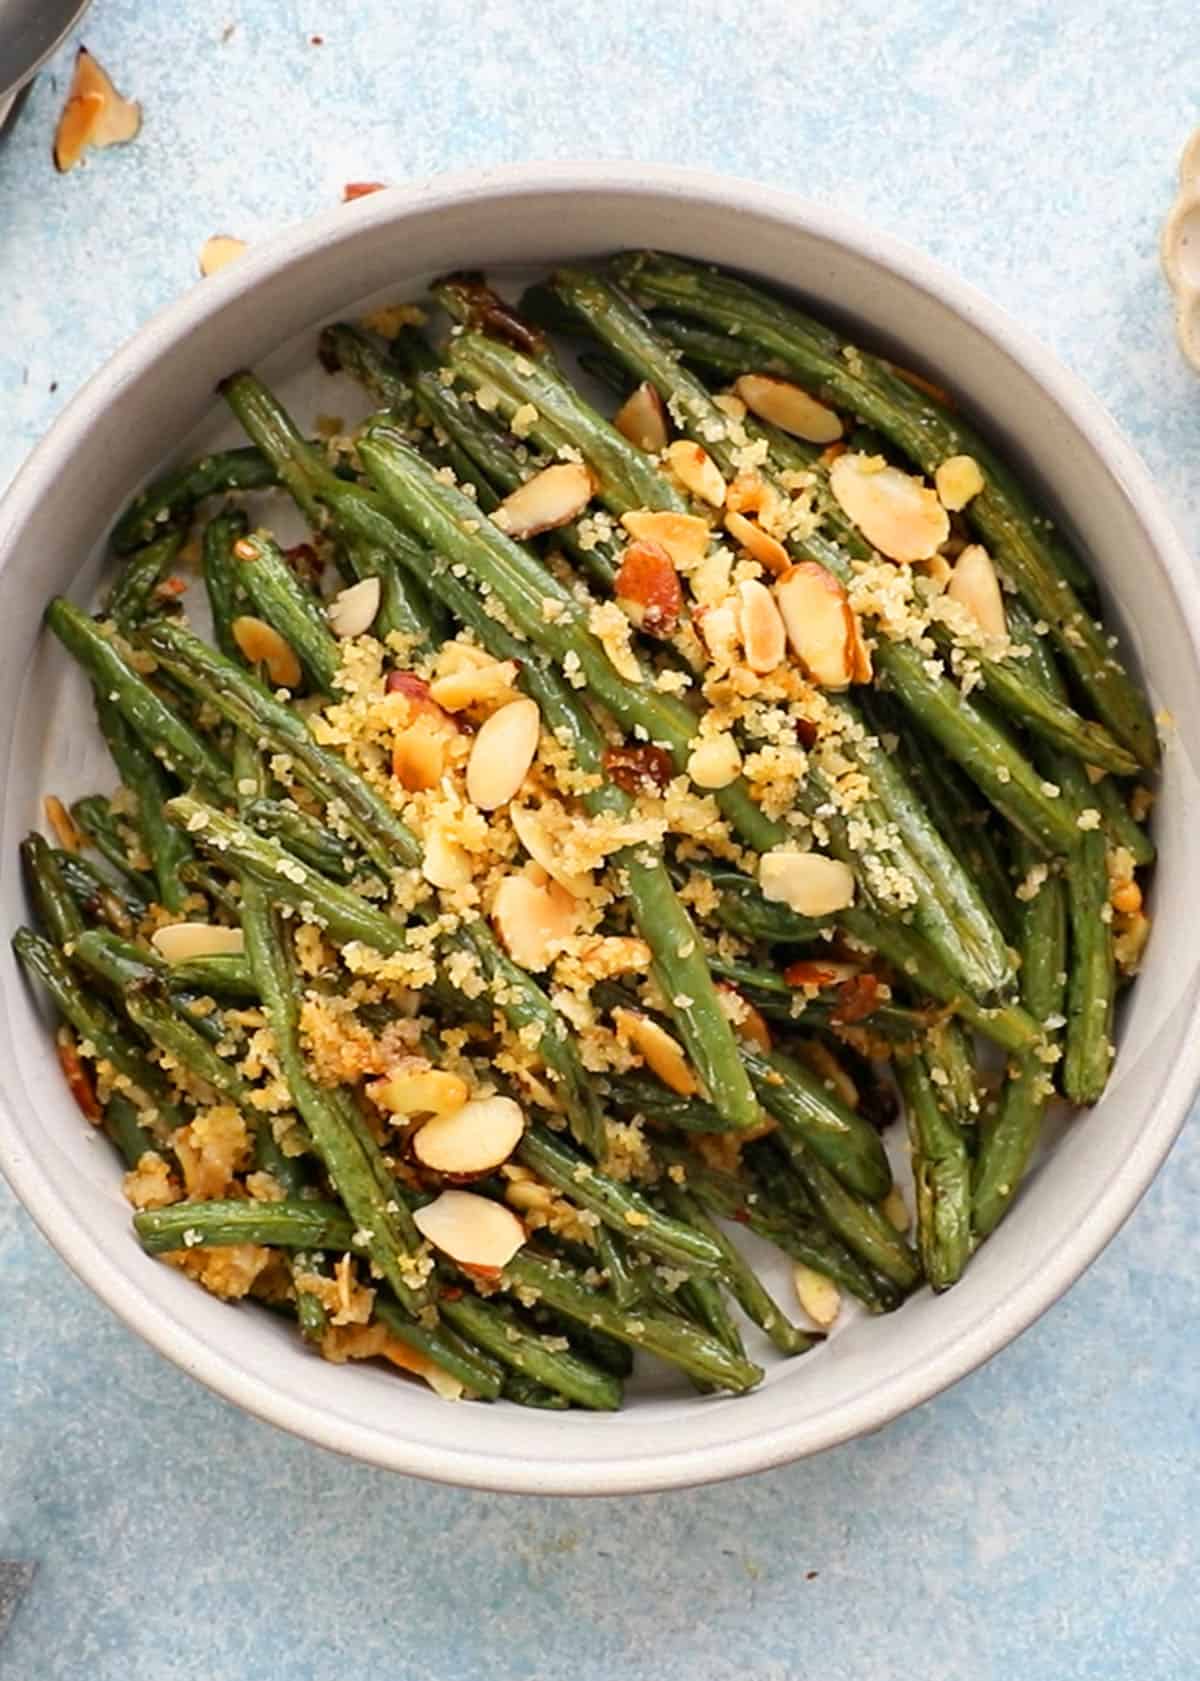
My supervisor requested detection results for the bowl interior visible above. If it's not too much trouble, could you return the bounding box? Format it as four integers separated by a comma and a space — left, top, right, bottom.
2, 169, 1198, 1494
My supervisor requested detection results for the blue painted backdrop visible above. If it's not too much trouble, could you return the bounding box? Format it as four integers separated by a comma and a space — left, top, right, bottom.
1, 3, 1197, 1676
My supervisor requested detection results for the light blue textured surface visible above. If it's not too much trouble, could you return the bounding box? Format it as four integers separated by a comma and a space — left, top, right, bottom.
1, 3, 1198, 1677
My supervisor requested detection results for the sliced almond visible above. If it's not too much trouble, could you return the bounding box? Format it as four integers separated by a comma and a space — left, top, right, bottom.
422, 827, 473, 890
734, 374, 843, 444
614, 382, 670, 453
687, 734, 743, 790
935, 454, 985, 511
715, 983, 772, 1052
774, 563, 858, 689
392, 718, 448, 792
614, 539, 683, 637
327, 576, 381, 638
759, 850, 856, 917
723, 509, 790, 575
413, 1189, 526, 1272
151, 923, 246, 963
612, 1007, 698, 1096
53, 48, 141, 173
737, 578, 787, 672
620, 509, 711, 571
43, 794, 81, 853
882, 1186, 911, 1232
726, 469, 782, 525
412, 1094, 525, 1178
492, 463, 594, 539
828, 453, 949, 563
492, 872, 581, 970
947, 544, 1007, 639
370, 1062, 470, 1121
511, 805, 590, 897
792, 1262, 841, 1329
232, 616, 302, 687
466, 697, 541, 809
665, 441, 726, 508
199, 236, 248, 278
428, 659, 520, 712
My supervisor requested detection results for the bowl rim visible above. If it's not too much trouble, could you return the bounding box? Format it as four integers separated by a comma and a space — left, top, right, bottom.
2, 160, 1198, 1495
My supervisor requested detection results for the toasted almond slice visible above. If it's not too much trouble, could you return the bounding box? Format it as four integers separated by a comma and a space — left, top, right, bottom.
327, 576, 381, 638
392, 718, 448, 792
726, 469, 781, 523
466, 697, 541, 809
723, 509, 790, 575
428, 659, 520, 712
232, 616, 302, 687
492, 463, 594, 539
935, 453, 985, 511
715, 983, 772, 1052
792, 1262, 841, 1329
759, 850, 856, 917
665, 441, 726, 508
782, 959, 862, 989
882, 1187, 911, 1232
735, 374, 843, 444
737, 578, 787, 672
828, 453, 949, 562
412, 1094, 525, 1178
947, 544, 1007, 638
413, 1189, 526, 1271
43, 794, 82, 853
370, 1063, 470, 1121
693, 600, 741, 671
151, 923, 246, 963
199, 236, 248, 277
492, 872, 581, 970
511, 805, 590, 897
612, 1007, 698, 1096
614, 382, 670, 453
774, 563, 856, 689
687, 734, 743, 790
714, 392, 747, 422
54, 48, 141, 172
422, 827, 473, 890
620, 509, 711, 571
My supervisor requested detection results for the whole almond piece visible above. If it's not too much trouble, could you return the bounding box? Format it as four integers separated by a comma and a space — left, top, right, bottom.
734, 374, 843, 444
737, 578, 787, 672
665, 441, 727, 508
327, 576, 381, 638
151, 923, 246, 963
413, 1189, 526, 1272
411, 1094, 525, 1178
947, 544, 1007, 638
774, 563, 857, 689
492, 463, 594, 539
466, 697, 541, 809
828, 453, 949, 562
232, 616, 302, 687
613, 382, 669, 453
759, 850, 856, 917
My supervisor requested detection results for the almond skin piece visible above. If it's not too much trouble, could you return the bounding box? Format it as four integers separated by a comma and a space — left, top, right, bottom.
411, 1095, 525, 1178
466, 697, 541, 809
613, 382, 669, 453
759, 851, 856, 917
492, 463, 594, 539
614, 539, 683, 636
734, 374, 843, 444
665, 441, 726, 508
774, 564, 857, 689
828, 453, 949, 562
412, 1190, 526, 1270
947, 544, 1007, 638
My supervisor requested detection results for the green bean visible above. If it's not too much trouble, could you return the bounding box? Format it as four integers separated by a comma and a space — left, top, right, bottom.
438, 1291, 622, 1410
372, 1296, 505, 1399
21, 832, 85, 945
103, 1092, 165, 1170
111, 445, 278, 554
503, 1252, 763, 1392
106, 529, 185, 633
231, 529, 343, 692
896, 1053, 971, 1291
675, 1273, 746, 1364
71, 795, 156, 899
95, 694, 192, 912
594, 1224, 643, 1309
603, 1073, 735, 1133
51, 847, 140, 937
501, 1373, 570, 1409
202, 508, 251, 660
163, 951, 257, 1000
516, 1124, 724, 1273
743, 1046, 892, 1201
243, 797, 357, 882
776, 1139, 921, 1292
1093, 775, 1155, 868
47, 599, 232, 797
133, 1197, 356, 1254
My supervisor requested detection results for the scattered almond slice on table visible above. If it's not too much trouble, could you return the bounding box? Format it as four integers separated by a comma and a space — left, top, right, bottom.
613, 382, 669, 453
53, 48, 141, 173
734, 374, 843, 444
828, 453, 949, 562
413, 1189, 526, 1273
492, 462, 594, 539
199, 236, 248, 278
151, 924, 245, 962
411, 1095, 525, 1178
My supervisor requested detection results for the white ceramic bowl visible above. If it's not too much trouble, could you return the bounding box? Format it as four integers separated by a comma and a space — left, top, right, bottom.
2, 164, 1198, 1495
